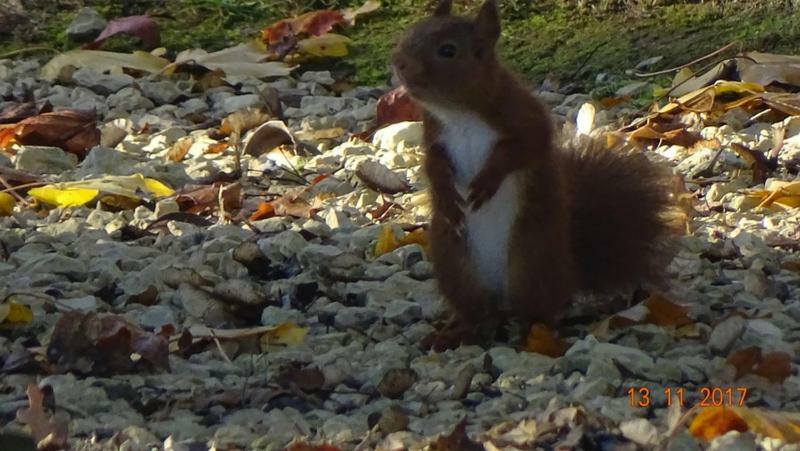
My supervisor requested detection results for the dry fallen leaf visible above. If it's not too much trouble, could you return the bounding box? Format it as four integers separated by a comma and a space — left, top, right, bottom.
356, 86, 422, 140
727, 346, 794, 383
356, 160, 411, 194
167, 136, 193, 161
249, 201, 276, 221
262, 10, 346, 59
287, 441, 342, 451
174, 182, 241, 214
525, 323, 569, 357
16, 384, 69, 451
730, 142, 776, 185
85, 15, 161, 50
48, 311, 171, 375
690, 406, 800, 443
374, 224, 400, 256
0, 100, 52, 124
41, 49, 169, 80
0, 302, 34, 324
608, 293, 692, 329
430, 419, 484, 451
0, 109, 101, 158
166, 41, 294, 79
29, 174, 174, 208
643, 293, 692, 327
741, 180, 800, 211
0, 192, 16, 216
297, 33, 352, 57
689, 407, 749, 441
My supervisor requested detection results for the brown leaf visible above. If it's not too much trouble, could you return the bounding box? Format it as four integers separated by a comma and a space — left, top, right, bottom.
525, 323, 569, 357
753, 351, 794, 383
430, 419, 484, 451
356, 86, 422, 140
3, 109, 100, 159
0, 101, 52, 124
643, 293, 692, 327
730, 142, 776, 185
47, 311, 170, 374
175, 182, 241, 214
249, 201, 276, 221
168, 136, 193, 161
242, 120, 303, 156
271, 192, 315, 218
205, 142, 229, 154
84, 15, 160, 50
727, 346, 764, 379
727, 347, 793, 383
218, 107, 273, 137
16, 384, 69, 451
762, 92, 800, 116
262, 10, 346, 59
287, 442, 343, 451
355, 160, 411, 194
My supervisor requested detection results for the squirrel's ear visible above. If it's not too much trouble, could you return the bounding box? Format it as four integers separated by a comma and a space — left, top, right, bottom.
433, 0, 452, 16
474, 0, 501, 43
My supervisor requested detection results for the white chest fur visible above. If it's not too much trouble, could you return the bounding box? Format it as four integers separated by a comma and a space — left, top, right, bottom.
428, 106, 521, 299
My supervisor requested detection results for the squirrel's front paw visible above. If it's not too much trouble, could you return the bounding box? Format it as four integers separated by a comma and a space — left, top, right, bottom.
468, 172, 502, 210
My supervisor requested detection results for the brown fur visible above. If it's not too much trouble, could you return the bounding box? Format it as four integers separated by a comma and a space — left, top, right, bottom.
394, 0, 674, 344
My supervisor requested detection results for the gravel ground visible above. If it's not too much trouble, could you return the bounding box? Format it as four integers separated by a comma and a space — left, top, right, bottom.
0, 53, 799, 451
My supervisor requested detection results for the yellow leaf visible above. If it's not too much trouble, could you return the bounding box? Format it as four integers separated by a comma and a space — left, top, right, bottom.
27, 174, 174, 208
690, 407, 749, 441
712, 81, 765, 95
141, 176, 175, 197
0, 192, 15, 216
260, 322, 308, 348
374, 224, 400, 256
2, 303, 34, 324
691, 406, 800, 443
28, 187, 99, 207
398, 228, 430, 256
0, 304, 8, 322
297, 34, 351, 57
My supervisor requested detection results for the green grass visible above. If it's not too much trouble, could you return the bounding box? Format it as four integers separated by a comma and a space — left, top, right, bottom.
3, 0, 800, 92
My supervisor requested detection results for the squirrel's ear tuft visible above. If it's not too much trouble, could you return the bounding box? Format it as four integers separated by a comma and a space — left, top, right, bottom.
474, 0, 501, 43
433, 0, 452, 16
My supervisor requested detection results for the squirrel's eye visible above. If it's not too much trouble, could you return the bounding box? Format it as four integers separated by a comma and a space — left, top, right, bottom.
437, 43, 457, 59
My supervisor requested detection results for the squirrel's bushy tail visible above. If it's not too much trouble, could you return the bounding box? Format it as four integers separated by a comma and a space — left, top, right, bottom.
563, 140, 676, 293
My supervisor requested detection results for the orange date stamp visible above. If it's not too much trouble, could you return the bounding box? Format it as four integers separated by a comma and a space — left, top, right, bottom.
628, 387, 749, 408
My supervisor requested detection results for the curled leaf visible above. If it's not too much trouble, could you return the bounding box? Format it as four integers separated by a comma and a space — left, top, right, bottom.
85, 15, 161, 50
0, 192, 16, 216
356, 160, 411, 194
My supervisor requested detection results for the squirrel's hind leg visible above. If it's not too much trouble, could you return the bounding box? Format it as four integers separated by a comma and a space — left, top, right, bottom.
506, 186, 576, 329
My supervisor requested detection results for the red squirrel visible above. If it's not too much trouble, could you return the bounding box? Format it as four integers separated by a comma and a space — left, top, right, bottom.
392, 0, 675, 347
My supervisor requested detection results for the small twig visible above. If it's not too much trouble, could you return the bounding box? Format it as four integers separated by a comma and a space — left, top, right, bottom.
659, 403, 700, 451
0, 173, 29, 206
569, 40, 608, 81
0, 46, 58, 59
769, 123, 785, 161
210, 330, 233, 364
0, 181, 49, 193
278, 146, 309, 185
619, 54, 759, 131
694, 146, 727, 179
634, 41, 741, 77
